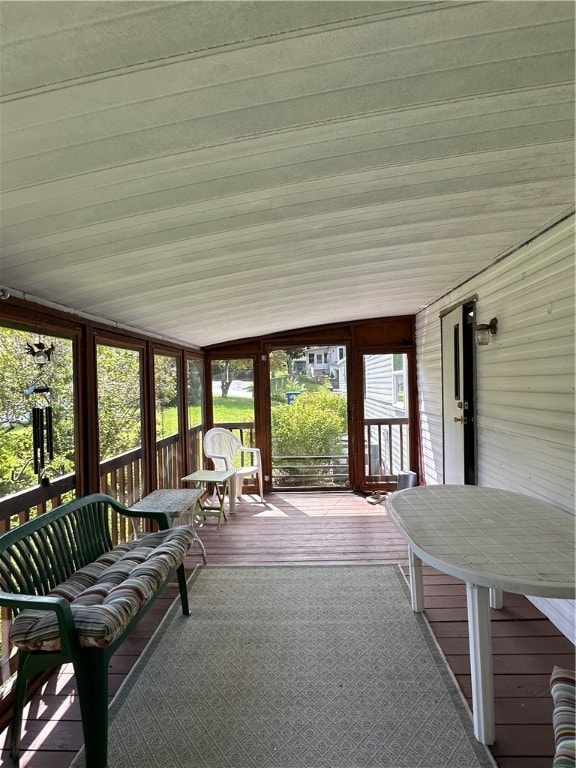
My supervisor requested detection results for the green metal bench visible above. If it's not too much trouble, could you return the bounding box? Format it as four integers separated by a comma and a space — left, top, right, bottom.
0, 492, 198, 768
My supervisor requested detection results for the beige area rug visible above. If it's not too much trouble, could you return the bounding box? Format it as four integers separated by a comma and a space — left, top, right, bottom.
71, 565, 496, 768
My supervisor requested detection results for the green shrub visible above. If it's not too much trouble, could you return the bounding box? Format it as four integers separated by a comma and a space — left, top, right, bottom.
271, 389, 347, 457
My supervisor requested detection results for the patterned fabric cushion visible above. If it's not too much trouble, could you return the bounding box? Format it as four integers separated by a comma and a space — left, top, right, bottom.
10, 525, 196, 651
551, 666, 576, 768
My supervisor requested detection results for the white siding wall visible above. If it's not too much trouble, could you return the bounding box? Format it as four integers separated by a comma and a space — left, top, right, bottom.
364, 354, 394, 411
415, 213, 575, 640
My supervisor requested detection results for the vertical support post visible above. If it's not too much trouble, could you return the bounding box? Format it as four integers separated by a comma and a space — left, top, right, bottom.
466, 582, 495, 745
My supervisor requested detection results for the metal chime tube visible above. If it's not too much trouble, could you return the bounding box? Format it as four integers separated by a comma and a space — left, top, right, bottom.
32, 407, 44, 475
32, 406, 54, 479
45, 406, 54, 461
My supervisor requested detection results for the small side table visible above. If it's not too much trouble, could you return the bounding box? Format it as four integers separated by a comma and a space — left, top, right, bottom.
131, 488, 206, 563
182, 469, 236, 528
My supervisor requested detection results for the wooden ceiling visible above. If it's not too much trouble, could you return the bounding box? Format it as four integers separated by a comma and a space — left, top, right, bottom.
1, 1, 574, 347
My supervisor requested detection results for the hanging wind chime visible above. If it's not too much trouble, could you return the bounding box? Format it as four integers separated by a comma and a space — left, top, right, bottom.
25, 340, 56, 486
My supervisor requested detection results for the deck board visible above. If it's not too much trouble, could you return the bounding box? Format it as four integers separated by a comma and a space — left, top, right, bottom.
0, 491, 570, 767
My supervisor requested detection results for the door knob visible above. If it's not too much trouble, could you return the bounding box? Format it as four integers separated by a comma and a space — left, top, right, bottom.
453, 416, 466, 424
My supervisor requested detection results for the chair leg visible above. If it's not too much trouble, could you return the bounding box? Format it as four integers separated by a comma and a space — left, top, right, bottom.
9, 649, 68, 760
8, 651, 31, 759
74, 650, 110, 768
235, 473, 243, 500
176, 563, 191, 615
258, 471, 264, 503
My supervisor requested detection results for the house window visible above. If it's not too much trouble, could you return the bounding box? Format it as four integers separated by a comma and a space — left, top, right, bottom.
339, 347, 345, 360
308, 353, 314, 364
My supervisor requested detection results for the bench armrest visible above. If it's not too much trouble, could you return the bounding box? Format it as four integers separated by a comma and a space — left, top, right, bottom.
0, 592, 80, 656
122, 508, 172, 530
107, 498, 171, 530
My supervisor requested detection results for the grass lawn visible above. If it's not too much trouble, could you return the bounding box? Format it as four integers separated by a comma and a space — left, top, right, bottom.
212, 395, 254, 423
183, 395, 255, 432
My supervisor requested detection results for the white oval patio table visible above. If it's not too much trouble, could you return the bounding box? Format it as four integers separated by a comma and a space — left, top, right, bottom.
385, 484, 575, 746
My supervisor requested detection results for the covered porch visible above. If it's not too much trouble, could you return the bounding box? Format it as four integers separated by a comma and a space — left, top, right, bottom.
0, 2, 574, 765
0, 492, 572, 768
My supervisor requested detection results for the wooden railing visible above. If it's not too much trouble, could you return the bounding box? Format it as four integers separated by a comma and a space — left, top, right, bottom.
213, 421, 349, 489
156, 434, 183, 490
272, 455, 349, 488
0, 474, 76, 534
221, 419, 409, 488
364, 417, 410, 479
0, 426, 204, 529
99, 447, 144, 505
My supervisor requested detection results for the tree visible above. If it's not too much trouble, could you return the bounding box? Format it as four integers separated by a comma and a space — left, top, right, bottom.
269, 350, 289, 376
187, 359, 202, 407
153, 354, 179, 438
96, 345, 142, 460
211, 359, 252, 398
154, 354, 178, 408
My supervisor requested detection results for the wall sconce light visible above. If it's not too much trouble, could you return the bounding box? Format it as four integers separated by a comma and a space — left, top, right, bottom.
475, 318, 498, 346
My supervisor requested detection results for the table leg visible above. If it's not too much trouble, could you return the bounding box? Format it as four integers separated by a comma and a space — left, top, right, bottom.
408, 548, 424, 613
466, 582, 495, 745
193, 481, 226, 528
489, 588, 503, 609
227, 474, 236, 516
188, 499, 207, 564
215, 482, 227, 527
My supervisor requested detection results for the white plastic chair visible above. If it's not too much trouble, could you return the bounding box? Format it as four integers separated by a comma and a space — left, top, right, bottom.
203, 427, 264, 502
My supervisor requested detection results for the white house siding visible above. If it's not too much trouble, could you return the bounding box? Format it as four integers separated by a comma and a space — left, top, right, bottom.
334, 357, 347, 396
364, 354, 395, 410
364, 354, 410, 475
415, 323, 444, 484
415, 213, 575, 641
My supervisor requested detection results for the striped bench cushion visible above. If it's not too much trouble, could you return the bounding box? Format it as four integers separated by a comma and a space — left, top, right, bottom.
10, 525, 196, 651
551, 666, 575, 768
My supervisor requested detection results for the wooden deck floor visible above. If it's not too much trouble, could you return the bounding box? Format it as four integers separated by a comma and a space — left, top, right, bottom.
0, 491, 572, 767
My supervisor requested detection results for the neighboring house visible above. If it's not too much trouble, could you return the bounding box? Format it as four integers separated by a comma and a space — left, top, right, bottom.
297, 346, 346, 380
416, 214, 575, 642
